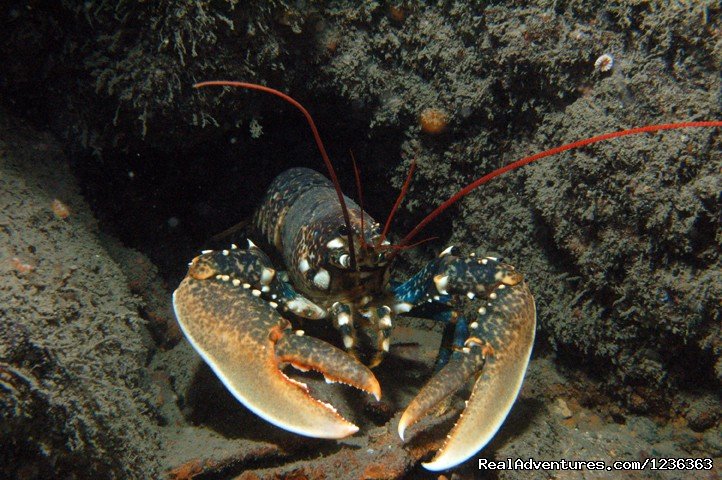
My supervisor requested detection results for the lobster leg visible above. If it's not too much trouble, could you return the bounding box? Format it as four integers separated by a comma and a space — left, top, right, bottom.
430, 310, 469, 372
393, 249, 536, 470
173, 247, 380, 439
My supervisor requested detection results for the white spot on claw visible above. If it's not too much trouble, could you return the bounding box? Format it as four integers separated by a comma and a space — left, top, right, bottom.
260, 267, 276, 285
232, 279, 241, 287
295, 330, 305, 336
343, 336, 354, 349
470, 322, 479, 329
434, 274, 449, 295
478, 307, 486, 315
490, 292, 498, 300
466, 291, 475, 299
222, 249, 229, 256
251, 289, 261, 297
393, 302, 413, 313
382, 338, 390, 352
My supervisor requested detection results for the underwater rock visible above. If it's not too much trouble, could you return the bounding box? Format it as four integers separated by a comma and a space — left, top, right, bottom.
0, 111, 161, 478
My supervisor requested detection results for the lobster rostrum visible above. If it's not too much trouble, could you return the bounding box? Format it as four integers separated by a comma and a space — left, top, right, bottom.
174, 81, 722, 471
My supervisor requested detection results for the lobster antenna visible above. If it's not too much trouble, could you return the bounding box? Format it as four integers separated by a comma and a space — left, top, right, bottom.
349, 149, 367, 249
380, 159, 417, 245
382, 235, 438, 252
193, 81, 358, 270
398, 121, 722, 248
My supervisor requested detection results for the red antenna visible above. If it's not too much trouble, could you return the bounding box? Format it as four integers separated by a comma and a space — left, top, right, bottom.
398, 121, 722, 249
193, 81, 358, 270
349, 149, 367, 250
380, 159, 417, 245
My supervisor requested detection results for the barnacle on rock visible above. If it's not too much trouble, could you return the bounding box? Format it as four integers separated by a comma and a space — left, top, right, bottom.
594, 54, 614, 72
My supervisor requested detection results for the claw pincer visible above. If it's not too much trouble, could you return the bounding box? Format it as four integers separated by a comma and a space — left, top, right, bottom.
396, 254, 536, 471
172, 248, 380, 439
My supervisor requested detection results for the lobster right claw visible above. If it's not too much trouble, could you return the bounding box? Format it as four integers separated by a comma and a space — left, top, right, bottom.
173, 249, 380, 439
398, 279, 536, 471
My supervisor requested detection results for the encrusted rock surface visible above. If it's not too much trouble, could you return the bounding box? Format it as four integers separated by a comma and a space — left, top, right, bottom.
1, 2, 720, 478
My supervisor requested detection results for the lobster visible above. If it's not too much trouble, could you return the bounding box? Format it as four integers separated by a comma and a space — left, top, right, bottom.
173, 80, 721, 471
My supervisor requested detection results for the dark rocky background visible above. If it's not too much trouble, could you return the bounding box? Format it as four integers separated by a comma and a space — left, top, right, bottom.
1, 1, 720, 478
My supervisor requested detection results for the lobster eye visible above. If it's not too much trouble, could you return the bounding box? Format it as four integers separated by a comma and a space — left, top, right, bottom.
337, 225, 350, 236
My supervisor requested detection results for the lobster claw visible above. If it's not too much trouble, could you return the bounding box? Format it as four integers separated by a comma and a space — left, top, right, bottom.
398, 281, 536, 471
173, 251, 380, 439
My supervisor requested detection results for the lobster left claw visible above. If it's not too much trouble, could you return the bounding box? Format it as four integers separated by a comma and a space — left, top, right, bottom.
173, 248, 381, 439
398, 279, 536, 471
